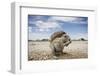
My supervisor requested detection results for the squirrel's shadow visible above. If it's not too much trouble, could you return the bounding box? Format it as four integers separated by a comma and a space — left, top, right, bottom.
53, 52, 73, 59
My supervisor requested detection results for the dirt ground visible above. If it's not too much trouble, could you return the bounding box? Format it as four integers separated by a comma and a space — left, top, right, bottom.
28, 41, 88, 61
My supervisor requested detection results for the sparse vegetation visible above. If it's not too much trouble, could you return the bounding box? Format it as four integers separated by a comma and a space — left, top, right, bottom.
28, 41, 88, 61
41, 39, 49, 41
79, 38, 86, 41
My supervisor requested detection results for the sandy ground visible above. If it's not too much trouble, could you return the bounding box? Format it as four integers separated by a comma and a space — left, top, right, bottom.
28, 41, 88, 61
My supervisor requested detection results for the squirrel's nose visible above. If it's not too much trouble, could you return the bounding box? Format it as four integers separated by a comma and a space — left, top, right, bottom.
69, 39, 70, 41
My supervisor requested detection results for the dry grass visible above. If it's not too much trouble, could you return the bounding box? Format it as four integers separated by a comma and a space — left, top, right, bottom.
28, 41, 88, 61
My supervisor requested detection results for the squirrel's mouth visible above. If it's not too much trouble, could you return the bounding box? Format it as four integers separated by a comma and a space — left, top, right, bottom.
63, 41, 66, 43
63, 40, 71, 44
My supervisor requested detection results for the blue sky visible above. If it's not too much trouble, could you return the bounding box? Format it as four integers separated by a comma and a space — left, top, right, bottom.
28, 15, 88, 40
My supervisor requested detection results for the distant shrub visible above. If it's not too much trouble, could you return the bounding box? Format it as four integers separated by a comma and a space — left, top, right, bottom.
41, 39, 49, 41
80, 38, 86, 41
28, 40, 33, 42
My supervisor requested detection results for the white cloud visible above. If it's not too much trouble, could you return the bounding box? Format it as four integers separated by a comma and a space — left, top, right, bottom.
48, 16, 78, 22
28, 19, 63, 40
34, 20, 62, 32
35, 20, 60, 28
28, 21, 35, 25
29, 16, 87, 33
38, 28, 44, 32
28, 26, 32, 33
48, 16, 87, 24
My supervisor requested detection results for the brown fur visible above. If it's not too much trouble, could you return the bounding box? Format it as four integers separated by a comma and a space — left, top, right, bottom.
50, 31, 71, 57
50, 31, 66, 42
